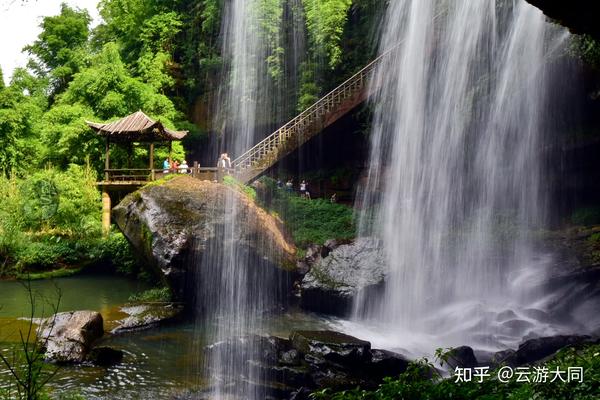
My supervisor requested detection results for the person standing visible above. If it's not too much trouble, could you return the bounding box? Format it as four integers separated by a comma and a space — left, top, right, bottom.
179, 160, 189, 174
300, 180, 307, 198
223, 153, 232, 172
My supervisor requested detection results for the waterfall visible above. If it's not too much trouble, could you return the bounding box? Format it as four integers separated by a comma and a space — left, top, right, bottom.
354, 0, 571, 352
216, 0, 304, 157
198, 0, 301, 398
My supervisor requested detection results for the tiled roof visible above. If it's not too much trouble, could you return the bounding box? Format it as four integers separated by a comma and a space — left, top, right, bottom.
86, 111, 187, 142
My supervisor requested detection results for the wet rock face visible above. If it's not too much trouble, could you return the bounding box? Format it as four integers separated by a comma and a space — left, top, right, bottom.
300, 238, 386, 316
113, 176, 297, 302
514, 335, 595, 365
445, 346, 478, 369
290, 330, 371, 366
525, 1, 600, 40
203, 330, 409, 399
111, 304, 183, 334
39, 311, 104, 363
491, 334, 597, 367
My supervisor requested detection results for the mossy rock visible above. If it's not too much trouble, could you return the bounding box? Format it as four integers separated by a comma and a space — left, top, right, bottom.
113, 176, 297, 303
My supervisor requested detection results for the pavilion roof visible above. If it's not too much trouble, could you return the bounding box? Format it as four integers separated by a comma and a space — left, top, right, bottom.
86, 111, 188, 142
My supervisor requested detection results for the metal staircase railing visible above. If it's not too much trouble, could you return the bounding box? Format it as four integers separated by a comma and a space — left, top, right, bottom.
231, 51, 387, 184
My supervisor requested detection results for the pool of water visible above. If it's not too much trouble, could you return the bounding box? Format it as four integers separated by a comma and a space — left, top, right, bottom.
0, 275, 334, 399
44, 309, 335, 399
0, 274, 150, 318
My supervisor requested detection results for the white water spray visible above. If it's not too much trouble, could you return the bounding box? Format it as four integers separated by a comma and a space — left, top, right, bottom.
353, 0, 571, 354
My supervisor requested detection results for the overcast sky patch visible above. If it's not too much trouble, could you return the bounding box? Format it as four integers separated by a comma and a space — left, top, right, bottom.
0, 0, 101, 86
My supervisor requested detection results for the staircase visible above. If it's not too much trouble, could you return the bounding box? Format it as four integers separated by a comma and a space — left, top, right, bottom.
232, 53, 386, 184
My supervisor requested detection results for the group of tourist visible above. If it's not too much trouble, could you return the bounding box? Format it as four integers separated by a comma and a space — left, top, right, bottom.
163, 159, 190, 174
217, 153, 232, 170
278, 178, 311, 199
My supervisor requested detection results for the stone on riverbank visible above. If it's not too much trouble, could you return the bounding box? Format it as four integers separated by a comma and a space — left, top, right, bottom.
39, 311, 104, 363
111, 303, 184, 334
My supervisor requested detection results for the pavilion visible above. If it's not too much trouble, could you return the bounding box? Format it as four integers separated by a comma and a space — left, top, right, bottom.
87, 110, 188, 184
87, 110, 188, 235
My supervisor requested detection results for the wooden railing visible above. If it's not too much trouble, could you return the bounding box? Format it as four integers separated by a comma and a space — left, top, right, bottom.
104, 169, 154, 182
101, 166, 219, 185
231, 51, 387, 184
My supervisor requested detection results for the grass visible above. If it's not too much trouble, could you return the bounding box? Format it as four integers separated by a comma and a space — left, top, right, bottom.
260, 177, 356, 247
142, 173, 180, 189
273, 195, 356, 247
128, 287, 172, 303
223, 175, 257, 200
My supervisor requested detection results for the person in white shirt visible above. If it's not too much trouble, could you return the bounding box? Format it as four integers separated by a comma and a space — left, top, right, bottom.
179, 160, 189, 174
300, 180, 307, 198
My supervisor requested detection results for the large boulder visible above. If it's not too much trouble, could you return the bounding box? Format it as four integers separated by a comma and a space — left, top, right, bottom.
444, 346, 478, 369
514, 335, 594, 365
290, 330, 371, 366
300, 238, 386, 316
39, 311, 104, 363
113, 176, 297, 301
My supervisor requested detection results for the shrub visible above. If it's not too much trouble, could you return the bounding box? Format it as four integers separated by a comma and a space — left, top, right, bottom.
0, 165, 111, 276
19, 164, 101, 236
100, 231, 137, 274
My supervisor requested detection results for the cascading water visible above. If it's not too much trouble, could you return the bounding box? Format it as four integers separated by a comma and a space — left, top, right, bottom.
352, 0, 573, 354
217, 0, 303, 155
197, 1, 301, 398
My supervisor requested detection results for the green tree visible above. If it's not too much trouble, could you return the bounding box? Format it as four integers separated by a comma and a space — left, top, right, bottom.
137, 12, 184, 92
42, 43, 184, 172
0, 70, 46, 174
302, 0, 353, 69
24, 3, 91, 95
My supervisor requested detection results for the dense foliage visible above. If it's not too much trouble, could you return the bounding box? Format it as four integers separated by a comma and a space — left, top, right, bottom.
0, 165, 138, 278
0, 0, 383, 278
311, 344, 600, 400
572, 35, 600, 70
302, 0, 353, 70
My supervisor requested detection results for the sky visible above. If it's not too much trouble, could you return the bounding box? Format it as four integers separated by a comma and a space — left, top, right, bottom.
0, 0, 101, 86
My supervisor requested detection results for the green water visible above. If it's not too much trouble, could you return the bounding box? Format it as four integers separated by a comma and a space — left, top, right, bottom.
0, 275, 333, 399
0, 275, 149, 319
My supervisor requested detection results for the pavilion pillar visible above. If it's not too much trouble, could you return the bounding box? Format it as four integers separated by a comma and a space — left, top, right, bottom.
102, 191, 111, 237
168, 141, 173, 163
149, 142, 155, 181
105, 138, 110, 181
